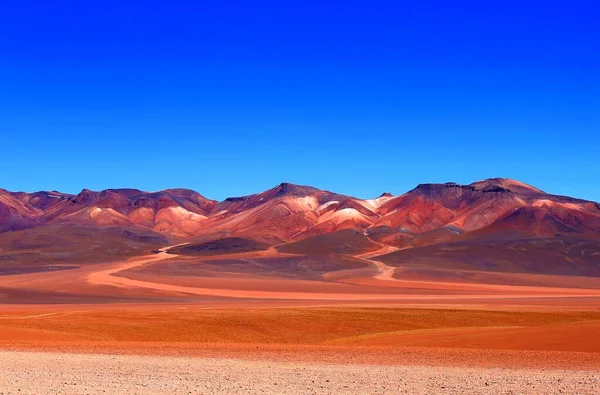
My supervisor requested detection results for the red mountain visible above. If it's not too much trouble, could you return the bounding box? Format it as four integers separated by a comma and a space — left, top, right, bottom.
2, 178, 600, 278
367, 178, 600, 248
0, 179, 600, 275
1, 188, 218, 238
2, 179, 599, 242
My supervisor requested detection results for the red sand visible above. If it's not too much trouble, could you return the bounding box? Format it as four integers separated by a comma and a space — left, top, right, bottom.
1, 245, 600, 372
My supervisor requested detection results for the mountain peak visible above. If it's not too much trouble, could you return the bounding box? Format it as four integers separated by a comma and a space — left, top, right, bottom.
69, 189, 97, 204
470, 178, 544, 194
411, 182, 474, 193
0, 179, 598, 244
270, 182, 319, 197
408, 178, 544, 197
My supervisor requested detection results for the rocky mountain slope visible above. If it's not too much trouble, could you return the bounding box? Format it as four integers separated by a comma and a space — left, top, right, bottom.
2, 178, 600, 276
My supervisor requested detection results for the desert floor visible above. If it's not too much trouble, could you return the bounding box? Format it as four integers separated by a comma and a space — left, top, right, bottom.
2, 350, 599, 394
1, 247, 600, 393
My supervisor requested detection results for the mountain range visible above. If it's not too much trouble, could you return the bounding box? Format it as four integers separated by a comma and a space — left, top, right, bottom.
2, 178, 600, 276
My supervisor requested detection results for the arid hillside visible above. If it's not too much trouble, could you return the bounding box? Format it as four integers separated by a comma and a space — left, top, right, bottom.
2, 178, 600, 277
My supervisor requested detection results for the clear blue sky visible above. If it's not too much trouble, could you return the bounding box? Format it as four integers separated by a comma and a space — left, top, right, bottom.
1, 1, 598, 201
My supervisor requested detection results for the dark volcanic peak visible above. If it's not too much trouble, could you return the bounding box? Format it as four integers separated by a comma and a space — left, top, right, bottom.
264, 182, 350, 204
478, 185, 513, 193
69, 189, 129, 206
223, 196, 250, 202
271, 182, 320, 197
216, 183, 321, 214
406, 183, 481, 210
220, 182, 347, 207
69, 189, 99, 204
103, 188, 142, 193
221, 183, 317, 203
161, 188, 212, 200
409, 178, 547, 198
379, 192, 393, 198
411, 182, 476, 193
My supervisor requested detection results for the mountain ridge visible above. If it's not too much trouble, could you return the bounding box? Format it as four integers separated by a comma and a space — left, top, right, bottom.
1, 179, 598, 243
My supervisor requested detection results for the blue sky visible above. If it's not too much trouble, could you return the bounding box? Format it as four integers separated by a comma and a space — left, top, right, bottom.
1, 1, 598, 201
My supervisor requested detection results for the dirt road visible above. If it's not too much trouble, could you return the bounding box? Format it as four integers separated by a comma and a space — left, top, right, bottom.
82, 245, 600, 301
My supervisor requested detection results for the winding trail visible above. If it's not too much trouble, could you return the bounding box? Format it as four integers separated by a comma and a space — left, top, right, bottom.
86, 245, 182, 290
368, 259, 398, 281
85, 246, 421, 301
83, 244, 600, 301
355, 244, 401, 281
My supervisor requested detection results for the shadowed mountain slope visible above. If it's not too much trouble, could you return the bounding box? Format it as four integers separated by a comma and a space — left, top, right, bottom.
376, 237, 600, 277
0, 223, 168, 271
276, 229, 380, 255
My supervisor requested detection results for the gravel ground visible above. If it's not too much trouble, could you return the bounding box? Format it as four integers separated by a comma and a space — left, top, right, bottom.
0, 351, 598, 394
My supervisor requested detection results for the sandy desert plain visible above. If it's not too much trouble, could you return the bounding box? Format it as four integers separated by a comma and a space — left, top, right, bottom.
2, 245, 600, 394
1, 180, 600, 393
